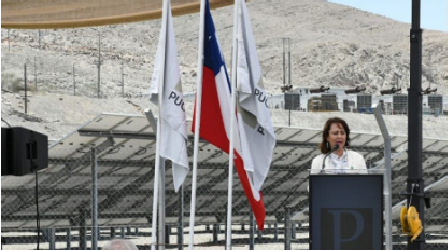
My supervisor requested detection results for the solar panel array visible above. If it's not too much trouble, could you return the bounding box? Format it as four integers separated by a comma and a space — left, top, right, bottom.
2, 113, 447, 236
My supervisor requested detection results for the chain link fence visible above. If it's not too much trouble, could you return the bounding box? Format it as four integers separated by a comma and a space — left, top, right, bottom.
1, 19, 447, 250
2, 138, 447, 250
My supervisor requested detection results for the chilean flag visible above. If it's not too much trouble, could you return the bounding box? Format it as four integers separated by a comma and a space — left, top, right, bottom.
192, 0, 266, 230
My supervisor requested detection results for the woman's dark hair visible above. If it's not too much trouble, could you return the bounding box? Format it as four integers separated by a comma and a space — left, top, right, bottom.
319, 117, 351, 154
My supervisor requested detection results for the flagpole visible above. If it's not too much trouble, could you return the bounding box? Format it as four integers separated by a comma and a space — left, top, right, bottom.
151, 0, 169, 249
226, 0, 239, 249
189, 0, 206, 248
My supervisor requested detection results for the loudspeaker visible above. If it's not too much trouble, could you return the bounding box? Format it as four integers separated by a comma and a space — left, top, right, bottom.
2, 128, 13, 174
1, 127, 48, 176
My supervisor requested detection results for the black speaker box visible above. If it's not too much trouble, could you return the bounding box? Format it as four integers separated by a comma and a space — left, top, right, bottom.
2, 128, 13, 174
1, 127, 48, 176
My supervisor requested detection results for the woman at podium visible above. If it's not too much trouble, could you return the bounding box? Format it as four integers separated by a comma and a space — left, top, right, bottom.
311, 117, 366, 172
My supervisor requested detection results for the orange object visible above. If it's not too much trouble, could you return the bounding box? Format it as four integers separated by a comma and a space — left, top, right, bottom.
407, 206, 423, 242
400, 207, 410, 234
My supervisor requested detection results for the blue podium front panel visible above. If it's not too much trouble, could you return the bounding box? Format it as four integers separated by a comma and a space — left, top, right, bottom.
309, 174, 383, 250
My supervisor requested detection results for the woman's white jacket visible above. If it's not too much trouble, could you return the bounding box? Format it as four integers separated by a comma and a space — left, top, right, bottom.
310, 150, 367, 173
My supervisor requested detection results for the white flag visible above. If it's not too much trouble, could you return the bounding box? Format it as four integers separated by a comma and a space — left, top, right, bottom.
150, 0, 188, 192
237, 0, 276, 195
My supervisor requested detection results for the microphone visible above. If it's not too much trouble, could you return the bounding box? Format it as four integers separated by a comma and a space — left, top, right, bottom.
322, 144, 339, 170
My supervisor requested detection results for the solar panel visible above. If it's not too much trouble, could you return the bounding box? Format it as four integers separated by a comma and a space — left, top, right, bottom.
2, 112, 448, 234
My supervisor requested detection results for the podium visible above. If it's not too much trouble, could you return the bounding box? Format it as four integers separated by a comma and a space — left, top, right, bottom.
309, 170, 384, 250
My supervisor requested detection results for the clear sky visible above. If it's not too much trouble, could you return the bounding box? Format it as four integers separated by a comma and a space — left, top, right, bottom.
329, 0, 447, 32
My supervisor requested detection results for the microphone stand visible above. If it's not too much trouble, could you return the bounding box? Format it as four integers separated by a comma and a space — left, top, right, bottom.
322, 144, 339, 170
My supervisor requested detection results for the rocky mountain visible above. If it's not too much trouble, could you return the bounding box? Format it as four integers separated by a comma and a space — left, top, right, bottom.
1, 0, 448, 139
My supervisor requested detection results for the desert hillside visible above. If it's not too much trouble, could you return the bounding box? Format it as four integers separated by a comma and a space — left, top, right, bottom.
1, 0, 448, 140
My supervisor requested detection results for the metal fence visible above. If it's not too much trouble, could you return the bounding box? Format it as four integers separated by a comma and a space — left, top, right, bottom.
2, 142, 447, 250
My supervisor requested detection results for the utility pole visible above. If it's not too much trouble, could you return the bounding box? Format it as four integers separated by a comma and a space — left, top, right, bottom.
97, 31, 102, 98
38, 30, 41, 50
283, 37, 293, 125
288, 94, 292, 127
34, 56, 38, 91
121, 60, 125, 98
407, 0, 425, 249
24, 63, 28, 114
288, 38, 291, 87
283, 38, 286, 88
282, 38, 291, 88
73, 63, 76, 96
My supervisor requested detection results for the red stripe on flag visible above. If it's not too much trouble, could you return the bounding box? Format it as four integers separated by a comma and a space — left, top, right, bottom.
193, 67, 266, 230
234, 152, 265, 230
192, 67, 230, 153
